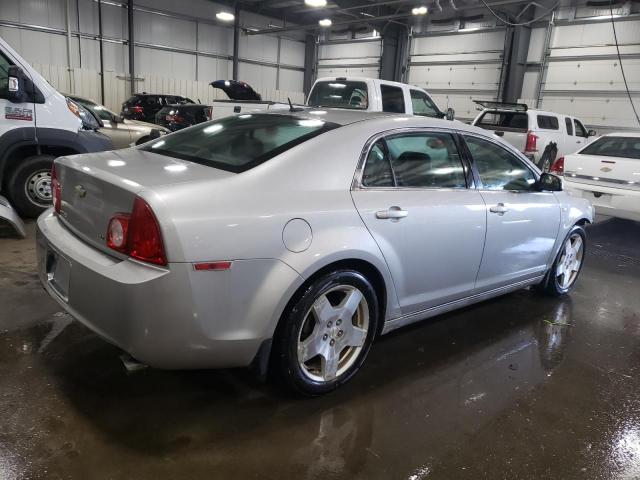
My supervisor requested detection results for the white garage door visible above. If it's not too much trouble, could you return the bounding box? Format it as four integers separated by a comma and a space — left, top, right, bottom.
317, 38, 381, 78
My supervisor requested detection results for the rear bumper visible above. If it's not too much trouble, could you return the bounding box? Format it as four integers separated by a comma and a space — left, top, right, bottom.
563, 179, 640, 222
36, 210, 303, 369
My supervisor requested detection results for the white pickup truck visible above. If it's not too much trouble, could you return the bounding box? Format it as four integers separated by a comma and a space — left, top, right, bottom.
209, 77, 455, 121
472, 101, 596, 172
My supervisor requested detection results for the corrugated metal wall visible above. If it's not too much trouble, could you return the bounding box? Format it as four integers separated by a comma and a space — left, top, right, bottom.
523, 9, 640, 131
317, 36, 382, 78
408, 28, 506, 121
0, 0, 306, 112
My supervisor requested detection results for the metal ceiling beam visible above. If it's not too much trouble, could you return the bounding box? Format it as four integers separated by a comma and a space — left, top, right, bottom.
245, 12, 413, 35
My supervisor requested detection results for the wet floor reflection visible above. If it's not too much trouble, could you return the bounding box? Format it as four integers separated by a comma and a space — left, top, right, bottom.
1, 219, 639, 479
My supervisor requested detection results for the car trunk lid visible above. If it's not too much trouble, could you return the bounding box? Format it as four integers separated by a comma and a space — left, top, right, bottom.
55, 149, 233, 254
564, 153, 640, 192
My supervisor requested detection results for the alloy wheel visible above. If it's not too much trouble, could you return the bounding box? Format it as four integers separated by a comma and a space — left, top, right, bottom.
556, 233, 584, 290
297, 285, 370, 383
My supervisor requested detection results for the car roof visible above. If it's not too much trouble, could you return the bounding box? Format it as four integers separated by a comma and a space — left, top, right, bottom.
602, 131, 640, 138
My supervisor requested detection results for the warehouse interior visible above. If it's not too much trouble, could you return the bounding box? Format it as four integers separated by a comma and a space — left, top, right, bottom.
1, 0, 640, 478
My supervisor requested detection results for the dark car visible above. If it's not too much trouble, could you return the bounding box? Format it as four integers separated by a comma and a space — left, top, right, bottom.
121, 93, 195, 123
155, 104, 212, 131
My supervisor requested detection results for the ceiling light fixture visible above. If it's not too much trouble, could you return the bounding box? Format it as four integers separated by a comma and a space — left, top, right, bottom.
412, 6, 428, 15
305, 0, 327, 6
216, 11, 235, 22
318, 18, 332, 27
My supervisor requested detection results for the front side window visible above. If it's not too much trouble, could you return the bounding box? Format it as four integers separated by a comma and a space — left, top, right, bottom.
574, 119, 588, 138
565, 117, 573, 135
580, 136, 640, 160
410, 90, 440, 118
307, 81, 368, 110
0, 52, 10, 99
362, 132, 467, 188
537, 115, 559, 130
143, 114, 338, 173
464, 135, 537, 191
380, 85, 405, 113
71, 97, 115, 121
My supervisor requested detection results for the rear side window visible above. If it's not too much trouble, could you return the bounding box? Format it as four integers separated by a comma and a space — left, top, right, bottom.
580, 136, 640, 160
307, 80, 368, 110
380, 85, 405, 113
124, 96, 142, 106
475, 111, 528, 131
143, 114, 339, 173
565, 117, 573, 135
537, 115, 559, 130
362, 132, 467, 188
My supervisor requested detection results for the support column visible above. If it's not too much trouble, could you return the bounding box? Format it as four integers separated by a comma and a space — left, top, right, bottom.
501, 24, 532, 103
98, 0, 105, 104
303, 34, 316, 95
380, 26, 400, 81
128, 0, 135, 95
232, 4, 240, 80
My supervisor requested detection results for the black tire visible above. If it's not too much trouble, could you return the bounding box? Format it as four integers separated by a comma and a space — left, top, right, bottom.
273, 270, 379, 396
538, 143, 558, 172
541, 225, 586, 297
6, 154, 56, 218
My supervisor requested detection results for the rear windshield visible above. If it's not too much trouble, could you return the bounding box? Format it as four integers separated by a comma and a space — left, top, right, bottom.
307, 81, 368, 110
142, 114, 339, 173
580, 136, 640, 160
475, 111, 528, 131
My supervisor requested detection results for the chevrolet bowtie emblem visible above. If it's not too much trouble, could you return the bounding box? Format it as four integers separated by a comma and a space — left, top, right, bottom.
600, 167, 612, 173
74, 185, 87, 198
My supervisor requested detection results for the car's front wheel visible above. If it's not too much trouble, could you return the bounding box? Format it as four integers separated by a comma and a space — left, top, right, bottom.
274, 270, 379, 396
542, 225, 586, 296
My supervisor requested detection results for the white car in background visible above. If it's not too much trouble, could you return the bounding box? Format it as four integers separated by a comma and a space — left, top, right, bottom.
561, 133, 640, 222
472, 101, 595, 172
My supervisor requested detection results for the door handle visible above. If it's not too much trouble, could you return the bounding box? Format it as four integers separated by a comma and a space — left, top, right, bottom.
376, 206, 408, 220
489, 203, 509, 215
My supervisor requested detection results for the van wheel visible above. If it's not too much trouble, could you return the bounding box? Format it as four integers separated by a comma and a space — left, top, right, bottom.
6, 155, 55, 218
274, 270, 379, 396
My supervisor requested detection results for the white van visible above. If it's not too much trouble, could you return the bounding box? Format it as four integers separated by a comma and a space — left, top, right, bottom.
472, 101, 595, 172
0, 36, 112, 217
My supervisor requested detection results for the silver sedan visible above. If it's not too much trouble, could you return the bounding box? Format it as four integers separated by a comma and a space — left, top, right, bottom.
36, 110, 593, 395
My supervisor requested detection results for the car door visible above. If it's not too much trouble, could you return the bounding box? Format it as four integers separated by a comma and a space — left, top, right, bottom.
351, 129, 486, 314
573, 118, 589, 152
0, 50, 36, 138
462, 134, 561, 292
86, 106, 132, 149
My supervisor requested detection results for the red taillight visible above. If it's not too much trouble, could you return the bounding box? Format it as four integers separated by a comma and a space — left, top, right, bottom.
525, 131, 538, 153
51, 163, 62, 214
550, 156, 565, 175
167, 114, 185, 123
131, 105, 144, 114
106, 197, 167, 266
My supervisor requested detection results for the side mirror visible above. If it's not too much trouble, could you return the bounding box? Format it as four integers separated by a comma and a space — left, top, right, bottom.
537, 172, 562, 192
7, 65, 27, 103
112, 114, 124, 124
149, 128, 162, 139
588, 129, 597, 137
445, 107, 455, 121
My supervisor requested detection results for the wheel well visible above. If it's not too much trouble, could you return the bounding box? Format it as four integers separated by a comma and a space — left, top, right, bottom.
2, 144, 79, 188
576, 218, 591, 227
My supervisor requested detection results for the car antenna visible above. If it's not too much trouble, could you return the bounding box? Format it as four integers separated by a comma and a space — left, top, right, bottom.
288, 97, 303, 112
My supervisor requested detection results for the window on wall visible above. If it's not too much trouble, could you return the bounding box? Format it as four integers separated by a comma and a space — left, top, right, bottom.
537, 115, 559, 130
565, 117, 574, 135
362, 132, 467, 188
464, 135, 537, 191
380, 85, 405, 113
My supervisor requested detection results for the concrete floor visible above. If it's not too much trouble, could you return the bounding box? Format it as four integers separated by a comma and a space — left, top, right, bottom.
1, 218, 639, 480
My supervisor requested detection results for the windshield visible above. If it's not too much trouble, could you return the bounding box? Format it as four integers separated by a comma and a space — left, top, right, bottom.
580, 136, 640, 160
142, 114, 339, 173
71, 97, 116, 121
307, 81, 368, 110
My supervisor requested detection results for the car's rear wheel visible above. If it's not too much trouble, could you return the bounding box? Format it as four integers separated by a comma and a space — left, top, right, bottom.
274, 270, 379, 396
542, 225, 586, 296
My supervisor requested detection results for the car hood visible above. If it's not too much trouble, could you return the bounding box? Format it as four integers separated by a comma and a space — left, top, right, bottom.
124, 118, 169, 132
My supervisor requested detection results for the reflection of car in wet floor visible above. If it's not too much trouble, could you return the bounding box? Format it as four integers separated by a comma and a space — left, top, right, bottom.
536, 299, 573, 372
